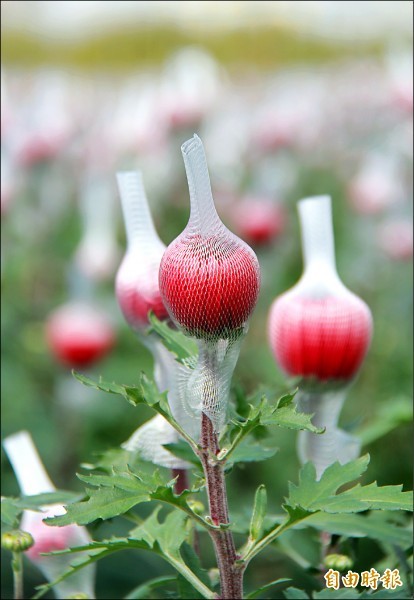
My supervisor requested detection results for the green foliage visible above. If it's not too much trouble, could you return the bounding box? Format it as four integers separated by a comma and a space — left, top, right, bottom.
148, 313, 198, 365
286, 456, 413, 514
36, 509, 215, 600
1, 491, 85, 528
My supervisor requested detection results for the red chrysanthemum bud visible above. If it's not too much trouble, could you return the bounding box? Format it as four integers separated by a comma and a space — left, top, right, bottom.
159, 135, 260, 340
268, 196, 372, 386
45, 302, 115, 368
115, 171, 169, 331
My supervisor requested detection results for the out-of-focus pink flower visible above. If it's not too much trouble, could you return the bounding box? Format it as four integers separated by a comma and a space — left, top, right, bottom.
348, 156, 399, 215
377, 220, 413, 261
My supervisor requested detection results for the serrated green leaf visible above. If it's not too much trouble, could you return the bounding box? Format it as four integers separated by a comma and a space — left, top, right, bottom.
287, 455, 413, 515
322, 482, 413, 512
129, 509, 214, 598
76, 470, 144, 492
73, 371, 199, 452
124, 576, 177, 599
222, 392, 318, 464
249, 485, 267, 541
36, 510, 214, 599
228, 439, 278, 465
163, 442, 202, 467
45, 486, 150, 526
283, 587, 310, 599
246, 578, 291, 599
302, 511, 412, 549
261, 404, 323, 434
287, 455, 369, 510
277, 390, 298, 408
1, 497, 22, 527
17, 491, 85, 508
33, 537, 158, 599
148, 312, 198, 364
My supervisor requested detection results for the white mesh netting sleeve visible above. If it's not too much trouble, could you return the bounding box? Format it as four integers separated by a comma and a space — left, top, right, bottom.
267, 195, 372, 478
3, 432, 96, 599
115, 171, 199, 466
159, 135, 261, 432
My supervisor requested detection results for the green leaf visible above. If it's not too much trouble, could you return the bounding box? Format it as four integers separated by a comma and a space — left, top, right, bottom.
1, 492, 85, 528
287, 455, 413, 514
36, 510, 215, 599
33, 546, 117, 599
125, 576, 177, 599
1, 497, 22, 527
260, 403, 323, 434
177, 543, 212, 599
249, 485, 267, 541
76, 469, 146, 492
227, 439, 278, 465
163, 442, 202, 467
45, 486, 151, 526
283, 588, 310, 599
288, 455, 370, 509
246, 578, 291, 599
17, 491, 85, 508
129, 509, 214, 598
302, 511, 412, 549
73, 371, 199, 452
221, 391, 320, 464
148, 312, 198, 364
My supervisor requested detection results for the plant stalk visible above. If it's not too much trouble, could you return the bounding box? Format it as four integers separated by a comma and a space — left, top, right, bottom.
12, 551, 23, 600
200, 412, 244, 599
172, 468, 190, 495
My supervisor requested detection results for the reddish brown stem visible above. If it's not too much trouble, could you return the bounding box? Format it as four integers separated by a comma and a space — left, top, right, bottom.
172, 468, 190, 495
200, 412, 244, 599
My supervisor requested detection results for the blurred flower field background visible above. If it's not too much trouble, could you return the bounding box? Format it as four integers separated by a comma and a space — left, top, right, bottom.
1, 1, 413, 598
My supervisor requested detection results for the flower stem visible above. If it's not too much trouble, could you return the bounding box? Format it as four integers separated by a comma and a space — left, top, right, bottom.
12, 551, 23, 600
172, 468, 190, 495
200, 412, 244, 599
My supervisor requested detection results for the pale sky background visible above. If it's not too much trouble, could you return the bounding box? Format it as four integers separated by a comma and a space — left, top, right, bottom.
1, 0, 413, 42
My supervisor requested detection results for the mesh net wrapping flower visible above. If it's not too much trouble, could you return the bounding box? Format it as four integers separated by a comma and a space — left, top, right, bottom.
267, 196, 373, 478
159, 135, 261, 431
115, 171, 199, 464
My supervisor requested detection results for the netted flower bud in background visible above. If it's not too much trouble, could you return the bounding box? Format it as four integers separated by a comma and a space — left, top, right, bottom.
267, 196, 372, 478
115, 171, 199, 464
74, 172, 120, 282
45, 302, 115, 369
159, 135, 261, 431
3, 431, 95, 599
268, 196, 372, 387
115, 171, 169, 331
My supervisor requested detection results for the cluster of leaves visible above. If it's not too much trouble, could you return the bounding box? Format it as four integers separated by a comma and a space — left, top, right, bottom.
1, 321, 413, 599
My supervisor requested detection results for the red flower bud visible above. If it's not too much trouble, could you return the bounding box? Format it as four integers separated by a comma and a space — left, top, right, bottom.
159, 135, 260, 339
45, 302, 115, 369
232, 196, 286, 246
268, 196, 372, 385
115, 172, 169, 331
